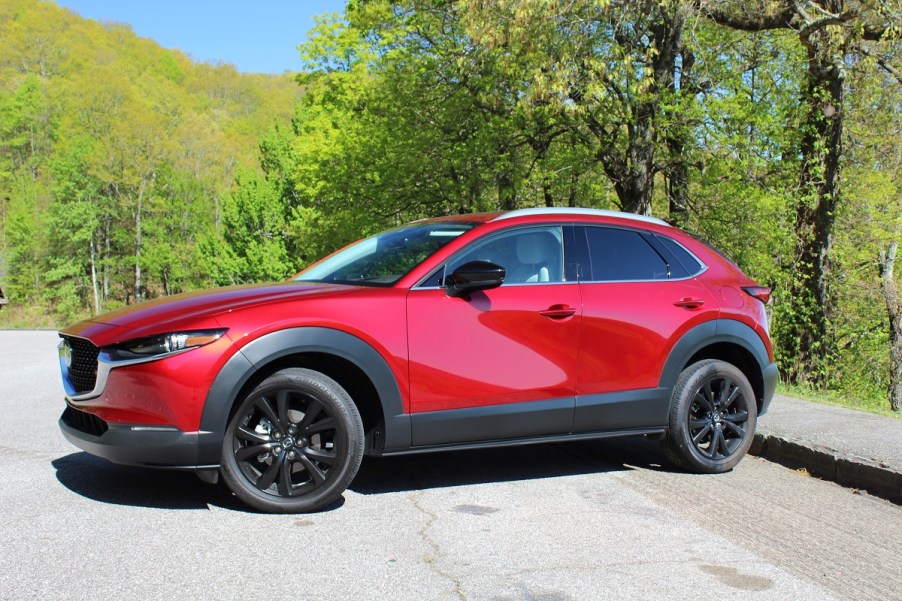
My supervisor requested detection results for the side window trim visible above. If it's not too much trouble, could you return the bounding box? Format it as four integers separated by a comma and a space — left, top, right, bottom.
640, 231, 672, 279
650, 233, 707, 278
414, 225, 573, 289
575, 224, 697, 283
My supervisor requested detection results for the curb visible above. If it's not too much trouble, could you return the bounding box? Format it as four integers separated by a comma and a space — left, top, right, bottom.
750, 433, 902, 505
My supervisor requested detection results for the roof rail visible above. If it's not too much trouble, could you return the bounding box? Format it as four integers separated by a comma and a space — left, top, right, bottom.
492, 207, 670, 226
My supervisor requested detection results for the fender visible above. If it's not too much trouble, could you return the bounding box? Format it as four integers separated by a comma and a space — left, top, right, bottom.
658, 319, 778, 413
195, 327, 409, 466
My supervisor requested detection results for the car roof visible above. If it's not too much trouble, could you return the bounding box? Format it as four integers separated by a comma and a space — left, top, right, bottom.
414, 207, 670, 227
492, 207, 670, 226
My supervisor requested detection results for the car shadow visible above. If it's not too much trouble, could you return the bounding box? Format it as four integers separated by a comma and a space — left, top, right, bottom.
51, 453, 248, 512
51, 436, 677, 511
350, 435, 676, 495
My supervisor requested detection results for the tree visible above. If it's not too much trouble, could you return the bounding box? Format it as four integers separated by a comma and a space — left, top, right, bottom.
878, 243, 901, 411
0, 0, 298, 323
697, 0, 901, 384
201, 167, 293, 285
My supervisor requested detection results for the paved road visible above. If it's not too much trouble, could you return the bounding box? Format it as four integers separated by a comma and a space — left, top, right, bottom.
1, 331, 899, 600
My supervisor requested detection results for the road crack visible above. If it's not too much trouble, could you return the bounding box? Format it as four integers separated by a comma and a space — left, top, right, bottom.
410, 491, 466, 601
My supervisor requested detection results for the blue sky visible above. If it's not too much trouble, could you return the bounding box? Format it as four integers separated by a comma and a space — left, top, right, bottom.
56, 1, 348, 74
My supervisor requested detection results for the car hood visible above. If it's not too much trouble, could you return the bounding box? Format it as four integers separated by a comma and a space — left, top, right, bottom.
61, 282, 358, 345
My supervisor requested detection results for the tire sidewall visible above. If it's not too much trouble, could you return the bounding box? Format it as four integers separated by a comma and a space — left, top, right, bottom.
667, 359, 757, 473
220, 368, 364, 513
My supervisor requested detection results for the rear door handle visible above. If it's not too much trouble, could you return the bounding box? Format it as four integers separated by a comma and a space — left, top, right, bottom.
673, 297, 705, 309
539, 304, 576, 319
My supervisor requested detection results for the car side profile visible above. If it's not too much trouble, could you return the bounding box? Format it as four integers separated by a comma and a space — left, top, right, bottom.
58, 207, 777, 513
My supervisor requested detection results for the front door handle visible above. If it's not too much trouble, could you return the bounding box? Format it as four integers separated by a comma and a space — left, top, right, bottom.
673, 297, 705, 309
539, 304, 576, 319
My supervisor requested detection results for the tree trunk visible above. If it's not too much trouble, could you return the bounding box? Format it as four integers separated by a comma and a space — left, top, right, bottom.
133, 172, 154, 303
590, 2, 685, 217
567, 170, 579, 208
103, 218, 110, 303
542, 176, 554, 208
698, 1, 853, 384
598, 109, 656, 216
664, 46, 695, 227
879, 242, 901, 412
134, 192, 143, 303
782, 43, 844, 384
497, 170, 517, 211
90, 236, 100, 315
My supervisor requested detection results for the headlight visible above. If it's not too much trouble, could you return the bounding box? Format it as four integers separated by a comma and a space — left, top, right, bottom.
109, 329, 227, 361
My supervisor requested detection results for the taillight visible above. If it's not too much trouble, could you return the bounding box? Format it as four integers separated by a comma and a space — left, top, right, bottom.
742, 286, 771, 304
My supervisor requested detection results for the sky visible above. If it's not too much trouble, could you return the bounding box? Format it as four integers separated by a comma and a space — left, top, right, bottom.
55, 0, 349, 74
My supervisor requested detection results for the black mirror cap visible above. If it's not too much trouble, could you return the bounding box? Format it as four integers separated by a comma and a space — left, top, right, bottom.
445, 261, 506, 297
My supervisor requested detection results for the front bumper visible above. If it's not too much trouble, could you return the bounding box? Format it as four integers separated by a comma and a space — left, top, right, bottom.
59, 405, 219, 469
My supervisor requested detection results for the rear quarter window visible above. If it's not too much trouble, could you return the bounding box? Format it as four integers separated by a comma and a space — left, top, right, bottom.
653, 234, 705, 278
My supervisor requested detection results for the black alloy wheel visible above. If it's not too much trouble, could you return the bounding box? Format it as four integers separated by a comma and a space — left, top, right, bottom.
663, 359, 757, 473
220, 368, 364, 513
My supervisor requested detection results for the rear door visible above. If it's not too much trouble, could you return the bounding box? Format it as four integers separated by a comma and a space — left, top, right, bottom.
572, 225, 717, 432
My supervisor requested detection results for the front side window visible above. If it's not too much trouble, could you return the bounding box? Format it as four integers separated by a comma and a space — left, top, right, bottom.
447, 226, 565, 285
296, 222, 476, 286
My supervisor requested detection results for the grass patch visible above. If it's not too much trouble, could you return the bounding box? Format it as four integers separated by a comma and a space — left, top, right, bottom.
0, 304, 63, 329
778, 382, 901, 418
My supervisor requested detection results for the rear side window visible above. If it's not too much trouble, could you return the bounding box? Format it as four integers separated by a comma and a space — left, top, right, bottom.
582, 227, 669, 281
653, 234, 705, 278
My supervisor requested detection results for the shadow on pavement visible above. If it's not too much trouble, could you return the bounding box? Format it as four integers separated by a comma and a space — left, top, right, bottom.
52, 435, 676, 510
51, 453, 246, 511
351, 435, 675, 495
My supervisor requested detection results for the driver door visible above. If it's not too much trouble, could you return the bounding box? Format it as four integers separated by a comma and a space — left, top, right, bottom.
406, 226, 582, 446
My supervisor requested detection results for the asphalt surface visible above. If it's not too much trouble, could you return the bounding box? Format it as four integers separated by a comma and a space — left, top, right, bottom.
1, 330, 900, 600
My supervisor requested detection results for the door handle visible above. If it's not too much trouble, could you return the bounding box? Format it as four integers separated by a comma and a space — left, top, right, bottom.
673, 297, 705, 309
539, 304, 576, 319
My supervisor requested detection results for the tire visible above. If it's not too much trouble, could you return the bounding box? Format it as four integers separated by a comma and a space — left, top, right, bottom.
662, 359, 757, 473
220, 368, 364, 513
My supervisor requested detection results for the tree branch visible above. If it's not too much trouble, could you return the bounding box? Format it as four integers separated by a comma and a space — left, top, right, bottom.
694, 0, 795, 31
858, 46, 902, 87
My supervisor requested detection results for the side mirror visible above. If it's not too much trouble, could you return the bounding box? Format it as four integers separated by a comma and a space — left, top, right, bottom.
444, 261, 506, 298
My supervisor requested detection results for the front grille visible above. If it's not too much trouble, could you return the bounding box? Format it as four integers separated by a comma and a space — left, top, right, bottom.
62, 406, 109, 437
64, 336, 100, 394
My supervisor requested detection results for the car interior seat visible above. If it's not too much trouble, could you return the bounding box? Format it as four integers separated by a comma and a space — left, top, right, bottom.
512, 231, 561, 283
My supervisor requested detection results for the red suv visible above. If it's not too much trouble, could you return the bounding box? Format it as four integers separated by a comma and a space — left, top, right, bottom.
58, 208, 777, 513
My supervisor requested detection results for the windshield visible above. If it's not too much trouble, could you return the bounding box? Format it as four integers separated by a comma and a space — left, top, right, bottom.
295, 221, 476, 286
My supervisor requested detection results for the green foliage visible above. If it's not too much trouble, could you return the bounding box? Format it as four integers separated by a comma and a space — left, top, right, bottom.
202, 167, 293, 285
0, 0, 899, 411
0, 0, 298, 321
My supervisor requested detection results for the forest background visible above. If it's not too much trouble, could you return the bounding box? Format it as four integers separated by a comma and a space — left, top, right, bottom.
0, 0, 899, 412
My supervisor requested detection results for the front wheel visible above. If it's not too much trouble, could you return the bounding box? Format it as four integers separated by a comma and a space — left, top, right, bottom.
220, 368, 364, 513
662, 359, 757, 473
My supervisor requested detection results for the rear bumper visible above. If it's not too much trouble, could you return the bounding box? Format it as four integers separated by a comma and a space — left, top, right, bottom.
759, 362, 779, 416
59, 405, 219, 469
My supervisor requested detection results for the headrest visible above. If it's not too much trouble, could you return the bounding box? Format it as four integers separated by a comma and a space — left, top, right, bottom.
516, 232, 557, 264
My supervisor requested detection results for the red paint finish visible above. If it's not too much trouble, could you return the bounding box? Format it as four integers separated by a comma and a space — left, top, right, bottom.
577, 279, 717, 395
407, 283, 582, 412
69, 334, 234, 430
57, 208, 777, 471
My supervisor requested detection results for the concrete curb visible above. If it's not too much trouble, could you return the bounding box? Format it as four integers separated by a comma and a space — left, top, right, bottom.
750, 433, 902, 505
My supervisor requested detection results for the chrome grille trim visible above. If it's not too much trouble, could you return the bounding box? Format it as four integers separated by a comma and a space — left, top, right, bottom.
59, 336, 99, 394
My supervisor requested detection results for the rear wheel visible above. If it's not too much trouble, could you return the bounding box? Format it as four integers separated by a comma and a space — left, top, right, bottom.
663, 359, 757, 473
220, 368, 364, 513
